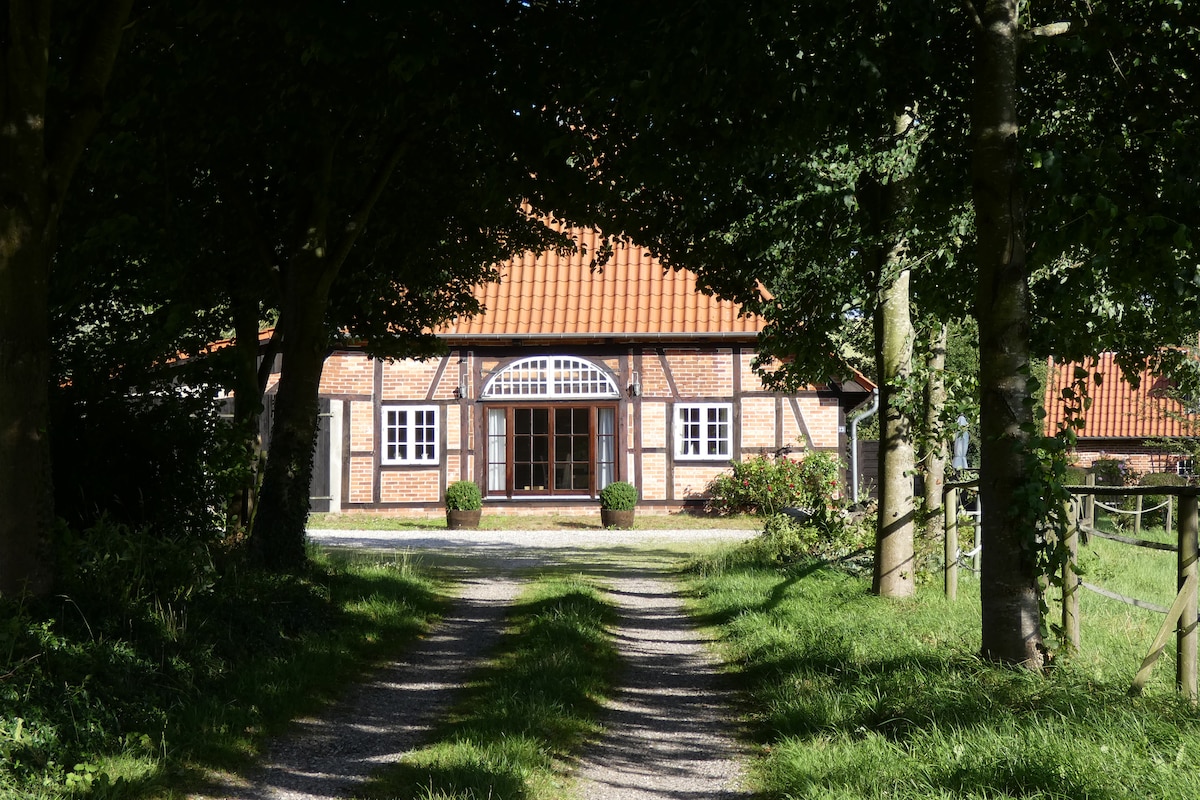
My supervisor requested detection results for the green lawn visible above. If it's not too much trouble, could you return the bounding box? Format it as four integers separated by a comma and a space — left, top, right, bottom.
684, 533, 1200, 799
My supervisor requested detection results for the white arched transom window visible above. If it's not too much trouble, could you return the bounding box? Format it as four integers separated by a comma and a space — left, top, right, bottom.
482, 356, 620, 400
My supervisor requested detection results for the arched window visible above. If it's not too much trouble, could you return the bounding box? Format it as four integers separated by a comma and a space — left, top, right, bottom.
481, 356, 620, 399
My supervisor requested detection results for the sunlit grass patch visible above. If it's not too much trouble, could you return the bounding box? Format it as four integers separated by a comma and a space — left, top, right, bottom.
684, 543, 1200, 799
357, 574, 620, 800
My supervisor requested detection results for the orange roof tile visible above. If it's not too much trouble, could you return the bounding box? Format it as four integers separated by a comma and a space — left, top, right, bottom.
436, 225, 763, 340
1043, 354, 1198, 439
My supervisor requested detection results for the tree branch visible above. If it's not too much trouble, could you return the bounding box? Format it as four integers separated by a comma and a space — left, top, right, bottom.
1, 1, 51, 129
960, 0, 983, 32
1023, 20, 1084, 41
322, 136, 409, 290
46, 0, 134, 202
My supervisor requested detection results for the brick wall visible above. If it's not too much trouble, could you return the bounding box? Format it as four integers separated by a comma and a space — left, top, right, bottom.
348, 456, 374, 503
663, 347, 733, 396
380, 469, 440, 504
1071, 442, 1190, 477
349, 401, 374, 453
640, 403, 667, 451
740, 397, 777, 452
641, 452, 668, 500
381, 357, 444, 401
320, 350, 373, 395
674, 464, 727, 504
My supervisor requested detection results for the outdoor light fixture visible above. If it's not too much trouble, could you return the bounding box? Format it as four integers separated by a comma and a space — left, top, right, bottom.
628, 371, 642, 397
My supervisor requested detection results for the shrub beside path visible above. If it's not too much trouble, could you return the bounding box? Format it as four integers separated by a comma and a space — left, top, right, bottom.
192, 528, 755, 800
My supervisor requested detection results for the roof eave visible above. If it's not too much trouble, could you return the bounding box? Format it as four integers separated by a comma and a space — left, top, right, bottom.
437, 331, 759, 343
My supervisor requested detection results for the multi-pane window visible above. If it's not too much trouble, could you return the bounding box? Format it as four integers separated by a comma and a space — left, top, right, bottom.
483, 356, 619, 399
381, 406, 439, 465
675, 403, 733, 459
486, 404, 616, 497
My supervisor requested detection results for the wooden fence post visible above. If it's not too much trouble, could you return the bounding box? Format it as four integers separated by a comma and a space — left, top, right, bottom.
1179, 494, 1199, 701
1135, 494, 1143, 537
1062, 499, 1080, 653
1167, 495, 1175, 538
945, 487, 958, 601
1085, 473, 1096, 531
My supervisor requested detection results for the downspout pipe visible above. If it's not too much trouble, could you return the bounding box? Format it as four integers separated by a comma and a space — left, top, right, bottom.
848, 388, 880, 505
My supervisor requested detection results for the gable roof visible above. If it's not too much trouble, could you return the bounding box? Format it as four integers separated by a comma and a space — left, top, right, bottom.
435, 225, 763, 341
1043, 353, 1198, 439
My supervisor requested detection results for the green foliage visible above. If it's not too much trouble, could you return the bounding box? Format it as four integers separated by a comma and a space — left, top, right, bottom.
0, 525, 442, 797
1090, 457, 1132, 487
1064, 464, 1089, 484
1136, 472, 1186, 529
748, 511, 874, 567
50, 385, 245, 538
444, 481, 483, 511
598, 480, 638, 510
359, 575, 619, 800
706, 451, 842, 517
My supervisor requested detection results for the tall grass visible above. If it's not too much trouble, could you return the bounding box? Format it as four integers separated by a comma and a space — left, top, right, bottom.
357, 574, 620, 800
0, 528, 444, 800
685, 540, 1200, 799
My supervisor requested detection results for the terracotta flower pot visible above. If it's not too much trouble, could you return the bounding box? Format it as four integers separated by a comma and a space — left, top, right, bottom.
446, 508, 482, 530
600, 508, 635, 529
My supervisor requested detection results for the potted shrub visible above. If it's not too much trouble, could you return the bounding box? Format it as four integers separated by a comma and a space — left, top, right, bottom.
444, 480, 483, 530
599, 480, 638, 529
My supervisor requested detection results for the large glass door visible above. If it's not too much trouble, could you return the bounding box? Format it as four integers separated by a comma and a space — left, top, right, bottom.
486, 404, 616, 497
554, 408, 591, 491
513, 408, 550, 492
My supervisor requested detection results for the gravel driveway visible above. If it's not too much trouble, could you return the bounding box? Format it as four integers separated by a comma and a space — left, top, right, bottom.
193, 527, 756, 800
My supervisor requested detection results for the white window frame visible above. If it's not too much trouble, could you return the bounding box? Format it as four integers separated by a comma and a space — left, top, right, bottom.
381, 405, 440, 465
674, 403, 733, 460
481, 356, 620, 399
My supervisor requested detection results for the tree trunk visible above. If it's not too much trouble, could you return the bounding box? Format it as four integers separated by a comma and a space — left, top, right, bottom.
226, 291, 267, 538
1, 6, 56, 598
971, 0, 1044, 668
873, 256, 916, 597
923, 323, 948, 544
0, 213, 55, 598
871, 109, 918, 599
1, 0, 133, 597
250, 252, 332, 571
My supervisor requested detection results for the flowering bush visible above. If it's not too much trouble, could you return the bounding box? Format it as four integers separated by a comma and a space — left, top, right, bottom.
705, 451, 843, 516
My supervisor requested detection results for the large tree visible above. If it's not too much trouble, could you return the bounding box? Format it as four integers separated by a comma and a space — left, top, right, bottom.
55, 2, 578, 570
529, 0, 1196, 662
521, 1, 974, 598
0, 0, 133, 597
967, 0, 1199, 666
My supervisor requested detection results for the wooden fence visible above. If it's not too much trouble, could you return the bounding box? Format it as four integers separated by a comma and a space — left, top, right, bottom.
943, 481, 1200, 701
